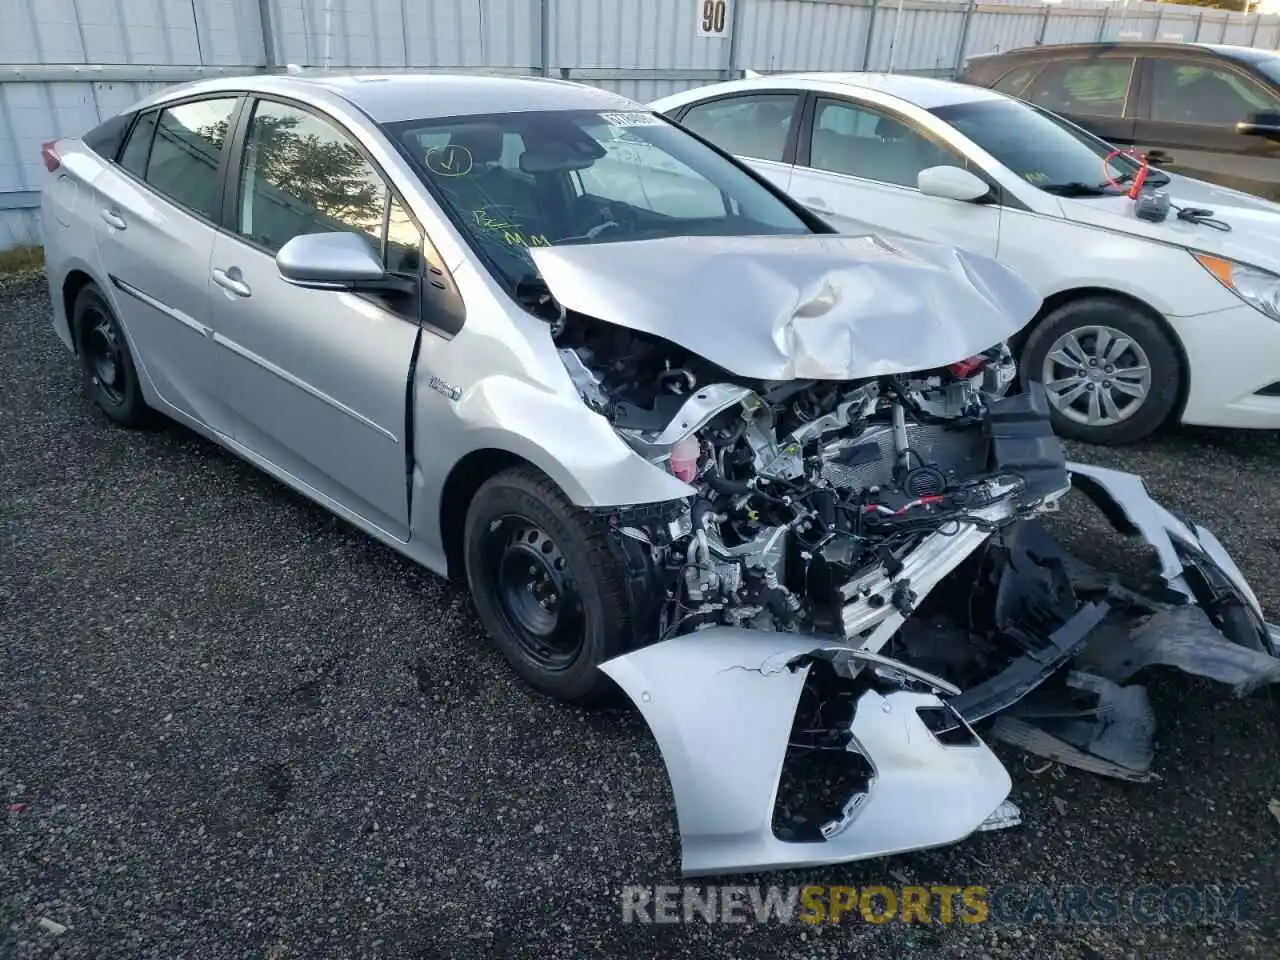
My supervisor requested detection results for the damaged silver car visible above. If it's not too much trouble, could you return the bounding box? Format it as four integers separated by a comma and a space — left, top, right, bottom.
43, 74, 1279, 878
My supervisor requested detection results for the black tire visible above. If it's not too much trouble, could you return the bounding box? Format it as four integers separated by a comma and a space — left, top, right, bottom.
1020, 297, 1181, 446
463, 466, 635, 704
73, 283, 150, 427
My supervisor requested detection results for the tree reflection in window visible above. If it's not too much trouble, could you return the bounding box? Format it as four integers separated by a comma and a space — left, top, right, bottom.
233, 101, 388, 253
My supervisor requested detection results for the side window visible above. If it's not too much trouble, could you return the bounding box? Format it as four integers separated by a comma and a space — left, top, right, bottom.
384, 194, 423, 276
808, 98, 958, 188
679, 94, 799, 162
118, 111, 159, 177
132, 98, 238, 220
992, 63, 1043, 98
1148, 58, 1280, 124
1022, 58, 1135, 118
236, 99, 388, 254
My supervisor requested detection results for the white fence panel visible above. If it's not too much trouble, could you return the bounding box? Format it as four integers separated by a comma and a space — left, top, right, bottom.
552, 0, 726, 70
739, 0, 873, 72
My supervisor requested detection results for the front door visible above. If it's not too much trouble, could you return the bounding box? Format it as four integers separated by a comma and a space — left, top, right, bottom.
1132, 56, 1280, 202
209, 97, 423, 540
787, 96, 1001, 257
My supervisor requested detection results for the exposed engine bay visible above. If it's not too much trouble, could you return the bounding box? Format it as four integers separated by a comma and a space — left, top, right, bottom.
555, 315, 1047, 645
552, 313, 1280, 878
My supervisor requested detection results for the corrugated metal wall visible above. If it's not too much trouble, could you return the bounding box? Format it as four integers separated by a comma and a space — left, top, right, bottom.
4, 0, 1280, 250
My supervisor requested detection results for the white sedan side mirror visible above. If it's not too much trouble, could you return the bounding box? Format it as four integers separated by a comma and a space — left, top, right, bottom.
918, 165, 991, 202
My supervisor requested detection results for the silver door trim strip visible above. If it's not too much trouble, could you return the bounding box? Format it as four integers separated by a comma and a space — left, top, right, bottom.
111, 276, 211, 338
212, 333, 399, 443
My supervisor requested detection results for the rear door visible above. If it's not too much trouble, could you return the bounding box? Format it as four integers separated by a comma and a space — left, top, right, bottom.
1132, 55, 1280, 201
93, 95, 243, 430
786, 94, 1001, 256
668, 91, 803, 193
1017, 54, 1139, 148
208, 96, 424, 541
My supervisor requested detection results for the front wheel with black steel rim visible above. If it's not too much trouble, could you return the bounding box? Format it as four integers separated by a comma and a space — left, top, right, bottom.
1020, 297, 1181, 446
463, 466, 637, 704
73, 283, 149, 427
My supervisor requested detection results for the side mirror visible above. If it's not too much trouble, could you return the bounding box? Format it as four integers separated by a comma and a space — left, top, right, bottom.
1237, 110, 1280, 140
276, 231, 391, 290
917, 165, 992, 203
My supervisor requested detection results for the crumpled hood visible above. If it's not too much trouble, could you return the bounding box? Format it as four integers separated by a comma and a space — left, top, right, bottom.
529, 234, 1042, 381
1058, 174, 1280, 275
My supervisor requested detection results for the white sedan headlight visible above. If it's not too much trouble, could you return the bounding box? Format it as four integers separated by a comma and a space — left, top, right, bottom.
1193, 252, 1280, 322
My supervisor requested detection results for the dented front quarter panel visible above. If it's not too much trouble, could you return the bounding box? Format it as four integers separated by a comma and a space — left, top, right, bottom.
601, 628, 1012, 878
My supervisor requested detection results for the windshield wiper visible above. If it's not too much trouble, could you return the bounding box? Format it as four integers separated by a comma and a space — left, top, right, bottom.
1040, 182, 1111, 197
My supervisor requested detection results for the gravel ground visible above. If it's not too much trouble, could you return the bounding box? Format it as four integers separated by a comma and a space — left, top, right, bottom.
2, 277, 1278, 959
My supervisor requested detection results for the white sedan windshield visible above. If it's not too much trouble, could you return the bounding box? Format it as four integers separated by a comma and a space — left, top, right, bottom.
931, 99, 1147, 196
385, 109, 811, 289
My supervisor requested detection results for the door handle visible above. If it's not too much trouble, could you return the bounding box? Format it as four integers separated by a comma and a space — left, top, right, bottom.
100, 207, 127, 230
212, 266, 252, 298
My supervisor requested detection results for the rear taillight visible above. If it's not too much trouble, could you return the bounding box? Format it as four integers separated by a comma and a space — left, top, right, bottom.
41, 141, 60, 172
948, 355, 986, 379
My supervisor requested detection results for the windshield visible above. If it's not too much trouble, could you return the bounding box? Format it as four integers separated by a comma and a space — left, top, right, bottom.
384, 109, 813, 291
930, 98, 1151, 196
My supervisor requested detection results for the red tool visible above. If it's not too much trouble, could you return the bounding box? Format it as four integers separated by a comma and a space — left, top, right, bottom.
1102, 148, 1149, 200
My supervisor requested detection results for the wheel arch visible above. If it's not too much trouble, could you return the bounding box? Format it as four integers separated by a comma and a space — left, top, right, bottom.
1012, 285, 1191, 426
438, 447, 535, 581
62, 269, 99, 353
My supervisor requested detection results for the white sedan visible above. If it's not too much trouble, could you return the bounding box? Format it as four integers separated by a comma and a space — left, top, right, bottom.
651, 74, 1280, 445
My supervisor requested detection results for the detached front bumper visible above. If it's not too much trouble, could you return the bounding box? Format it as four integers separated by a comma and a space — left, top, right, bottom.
602, 631, 1014, 877
603, 463, 1278, 877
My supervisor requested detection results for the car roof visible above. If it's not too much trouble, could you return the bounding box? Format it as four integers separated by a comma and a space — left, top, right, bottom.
142, 72, 643, 124
967, 41, 1279, 66
758, 72, 1009, 108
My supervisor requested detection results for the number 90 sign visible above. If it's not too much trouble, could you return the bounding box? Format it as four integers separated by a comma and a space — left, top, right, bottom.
697, 0, 731, 37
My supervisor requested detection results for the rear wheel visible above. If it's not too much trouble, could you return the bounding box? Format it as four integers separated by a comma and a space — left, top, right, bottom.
463, 466, 636, 704
1020, 297, 1180, 446
73, 283, 149, 427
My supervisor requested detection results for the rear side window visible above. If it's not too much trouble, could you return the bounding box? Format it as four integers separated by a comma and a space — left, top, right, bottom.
118, 111, 158, 177
1022, 58, 1136, 118
146, 99, 238, 219
117, 98, 239, 221
991, 63, 1042, 98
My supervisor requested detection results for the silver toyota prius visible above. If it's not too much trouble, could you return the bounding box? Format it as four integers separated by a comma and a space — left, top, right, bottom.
40, 73, 1279, 877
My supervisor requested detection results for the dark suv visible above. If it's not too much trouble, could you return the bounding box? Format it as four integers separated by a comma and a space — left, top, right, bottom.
958, 42, 1280, 200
